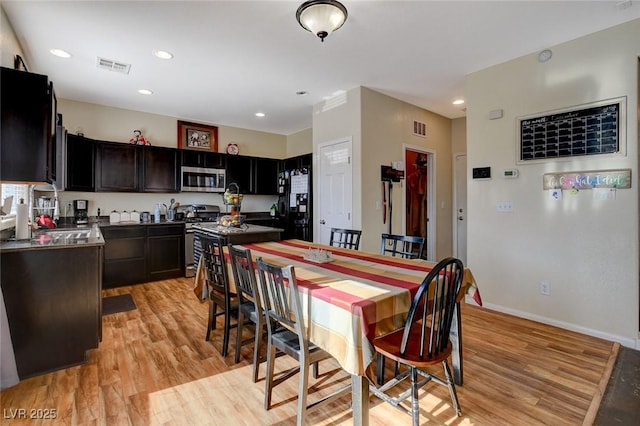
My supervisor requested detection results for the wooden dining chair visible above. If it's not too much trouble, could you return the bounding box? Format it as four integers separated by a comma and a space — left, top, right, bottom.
200, 235, 239, 357
370, 257, 464, 424
255, 257, 350, 425
329, 228, 362, 250
228, 244, 266, 382
381, 233, 425, 259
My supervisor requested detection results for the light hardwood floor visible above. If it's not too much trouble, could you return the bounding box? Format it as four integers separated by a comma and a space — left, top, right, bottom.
1, 277, 616, 425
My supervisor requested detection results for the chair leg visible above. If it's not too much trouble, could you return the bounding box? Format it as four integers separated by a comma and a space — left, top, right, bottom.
206, 300, 216, 341
264, 340, 277, 410
410, 367, 420, 426
235, 310, 244, 364
252, 321, 263, 383
221, 306, 231, 357
297, 355, 310, 426
312, 361, 319, 379
443, 360, 462, 416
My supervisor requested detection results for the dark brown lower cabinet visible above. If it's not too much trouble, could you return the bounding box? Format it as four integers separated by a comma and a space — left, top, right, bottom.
147, 224, 184, 281
102, 224, 184, 288
0, 245, 102, 379
102, 226, 147, 288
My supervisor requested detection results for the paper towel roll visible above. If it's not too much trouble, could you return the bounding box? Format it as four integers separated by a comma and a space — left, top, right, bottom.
16, 202, 29, 240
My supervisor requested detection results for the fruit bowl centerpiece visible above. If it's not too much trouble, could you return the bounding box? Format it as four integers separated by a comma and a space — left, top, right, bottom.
218, 214, 246, 228
223, 183, 243, 216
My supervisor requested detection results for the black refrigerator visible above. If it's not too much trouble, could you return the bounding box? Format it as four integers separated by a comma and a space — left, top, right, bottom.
277, 156, 312, 242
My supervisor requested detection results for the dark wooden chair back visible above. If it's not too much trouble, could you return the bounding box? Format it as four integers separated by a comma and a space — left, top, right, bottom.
401, 257, 464, 358
228, 244, 259, 306
381, 233, 425, 259
329, 228, 362, 250
255, 258, 303, 337
200, 235, 232, 299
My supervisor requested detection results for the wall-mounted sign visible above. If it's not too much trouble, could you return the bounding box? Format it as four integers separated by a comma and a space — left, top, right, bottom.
517, 97, 626, 163
542, 169, 631, 190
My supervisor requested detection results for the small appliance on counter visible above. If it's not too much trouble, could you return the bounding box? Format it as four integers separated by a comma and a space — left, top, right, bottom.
73, 199, 89, 224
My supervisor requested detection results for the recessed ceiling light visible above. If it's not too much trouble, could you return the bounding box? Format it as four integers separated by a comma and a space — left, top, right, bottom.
153, 50, 174, 59
50, 49, 71, 58
138, 89, 153, 95
255, 112, 266, 117
453, 99, 465, 105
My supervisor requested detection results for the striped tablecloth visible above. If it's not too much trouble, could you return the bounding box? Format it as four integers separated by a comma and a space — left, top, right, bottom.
237, 239, 480, 377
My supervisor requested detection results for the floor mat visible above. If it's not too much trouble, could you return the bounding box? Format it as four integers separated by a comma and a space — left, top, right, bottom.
595, 346, 640, 425
102, 294, 137, 315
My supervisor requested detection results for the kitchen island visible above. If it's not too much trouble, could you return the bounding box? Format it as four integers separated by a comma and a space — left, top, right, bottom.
0, 227, 104, 379
191, 222, 283, 244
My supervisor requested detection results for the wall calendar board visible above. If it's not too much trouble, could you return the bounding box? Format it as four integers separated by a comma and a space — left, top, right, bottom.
517, 97, 626, 163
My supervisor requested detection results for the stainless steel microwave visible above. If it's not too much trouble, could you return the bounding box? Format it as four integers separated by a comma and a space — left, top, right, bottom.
181, 166, 226, 192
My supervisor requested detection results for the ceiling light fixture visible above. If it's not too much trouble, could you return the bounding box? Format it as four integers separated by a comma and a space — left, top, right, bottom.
137, 89, 153, 95
153, 50, 174, 59
538, 49, 553, 63
49, 49, 71, 58
453, 99, 465, 105
296, 0, 348, 42
255, 112, 265, 117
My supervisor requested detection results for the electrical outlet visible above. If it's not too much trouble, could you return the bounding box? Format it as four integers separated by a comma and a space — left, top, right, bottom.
496, 201, 513, 212
539, 281, 550, 296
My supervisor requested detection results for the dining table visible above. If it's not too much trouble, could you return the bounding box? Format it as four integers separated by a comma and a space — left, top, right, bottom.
227, 239, 481, 426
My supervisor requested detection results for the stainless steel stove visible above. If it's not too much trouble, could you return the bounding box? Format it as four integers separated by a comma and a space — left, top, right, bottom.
178, 204, 220, 277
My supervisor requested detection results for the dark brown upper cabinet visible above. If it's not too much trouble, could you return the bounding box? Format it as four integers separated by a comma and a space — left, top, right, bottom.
141, 146, 179, 193
95, 142, 139, 192
180, 150, 225, 169
0, 67, 52, 183
66, 134, 95, 192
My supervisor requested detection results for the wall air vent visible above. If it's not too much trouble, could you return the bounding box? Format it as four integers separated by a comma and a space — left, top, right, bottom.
413, 120, 426, 138
96, 57, 131, 74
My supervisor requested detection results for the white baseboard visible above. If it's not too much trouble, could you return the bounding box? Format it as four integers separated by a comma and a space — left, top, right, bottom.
464, 296, 640, 350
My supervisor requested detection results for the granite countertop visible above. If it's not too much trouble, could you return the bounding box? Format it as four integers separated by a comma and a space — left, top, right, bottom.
191, 222, 283, 235
0, 225, 105, 252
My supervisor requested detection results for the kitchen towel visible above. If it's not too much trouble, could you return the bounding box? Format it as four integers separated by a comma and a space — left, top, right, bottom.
15, 202, 29, 240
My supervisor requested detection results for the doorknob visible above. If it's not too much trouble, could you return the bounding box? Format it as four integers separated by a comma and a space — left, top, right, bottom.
458, 216, 464, 221
319, 219, 326, 224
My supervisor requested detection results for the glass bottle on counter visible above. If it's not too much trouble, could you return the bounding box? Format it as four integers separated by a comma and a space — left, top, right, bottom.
154, 204, 161, 223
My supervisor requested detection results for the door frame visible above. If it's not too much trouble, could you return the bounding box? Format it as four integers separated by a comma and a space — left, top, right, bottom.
315, 137, 353, 244
402, 144, 436, 261
453, 153, 467, 264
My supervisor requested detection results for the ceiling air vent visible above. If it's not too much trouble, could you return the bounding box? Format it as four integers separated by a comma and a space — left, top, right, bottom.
96, 57, 131, 74
413, 120, 426, 138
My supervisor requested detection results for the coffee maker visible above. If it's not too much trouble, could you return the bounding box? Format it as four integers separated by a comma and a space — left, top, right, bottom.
73, 199, 89, 224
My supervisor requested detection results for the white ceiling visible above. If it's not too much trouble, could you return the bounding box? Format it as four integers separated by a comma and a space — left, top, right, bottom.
3, 1, 639, 135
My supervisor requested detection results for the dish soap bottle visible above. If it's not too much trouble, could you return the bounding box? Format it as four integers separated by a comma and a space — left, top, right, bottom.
154, 203, 161, 223
270, 203, 277, 217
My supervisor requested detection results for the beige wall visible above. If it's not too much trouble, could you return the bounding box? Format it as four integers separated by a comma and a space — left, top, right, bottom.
59, 99, 287, 158
360, 88, 453, 257
0, 6, 22, 68
286, 128, 312, 158
452, 117, 467, 155
311, 87, 363, 242
311, 87, 454, 257
466, 19, 639, 347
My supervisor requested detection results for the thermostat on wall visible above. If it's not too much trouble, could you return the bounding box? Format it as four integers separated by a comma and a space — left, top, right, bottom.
472, 167, 491, 180
503, 169, 519, 178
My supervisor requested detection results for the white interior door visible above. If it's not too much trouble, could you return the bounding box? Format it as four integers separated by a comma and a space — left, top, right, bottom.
317, 139, 353, 245
454, 154, 467, 264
